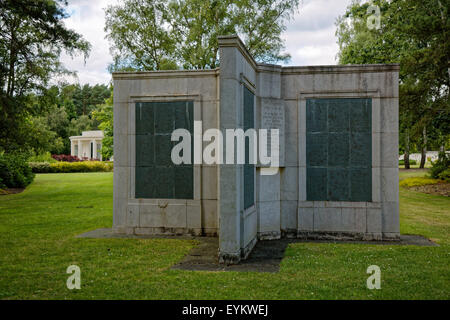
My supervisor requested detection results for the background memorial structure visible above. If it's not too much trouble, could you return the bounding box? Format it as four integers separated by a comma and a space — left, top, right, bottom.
70, 130, 104, 161
112, 35, 400, 264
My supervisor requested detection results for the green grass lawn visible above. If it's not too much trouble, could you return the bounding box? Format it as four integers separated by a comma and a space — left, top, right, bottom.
0, 171, 449, 299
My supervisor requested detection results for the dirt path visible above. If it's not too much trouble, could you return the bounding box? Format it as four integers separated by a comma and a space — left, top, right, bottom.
409, 183, 450, 197
0, 188, 25, 195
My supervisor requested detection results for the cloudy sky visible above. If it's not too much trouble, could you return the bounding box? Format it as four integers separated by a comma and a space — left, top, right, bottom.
60, 0, 352, 85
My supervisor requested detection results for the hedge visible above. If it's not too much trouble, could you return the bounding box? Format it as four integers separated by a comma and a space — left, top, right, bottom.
399, 177, 442, 188
399, 159, 417, 166
29, 161, 113, 173
0, 153, 35, 189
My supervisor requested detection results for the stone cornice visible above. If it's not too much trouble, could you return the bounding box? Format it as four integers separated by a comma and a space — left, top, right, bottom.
112, 68, 219, 80
281, 64, 400, 75
218, 35, 258, 70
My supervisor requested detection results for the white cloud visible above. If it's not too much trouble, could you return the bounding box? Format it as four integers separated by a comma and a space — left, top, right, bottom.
59, 0, 118, 85
59, 0, 352, 85
282, 0, 351, 66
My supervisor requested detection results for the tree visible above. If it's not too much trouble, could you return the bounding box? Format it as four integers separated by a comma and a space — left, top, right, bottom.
27, 116, 65, 155
335, 0, 450, 168
19, 82, 111, 156
105, 0, 178, 71
105, 0, 299, 71
67, 115, 95, 141
0, 0, 90, 153
72, 83, 111, 116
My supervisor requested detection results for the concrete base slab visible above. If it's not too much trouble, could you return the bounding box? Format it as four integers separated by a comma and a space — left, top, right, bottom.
77, 229, 437, 273
76, 228, 200, 240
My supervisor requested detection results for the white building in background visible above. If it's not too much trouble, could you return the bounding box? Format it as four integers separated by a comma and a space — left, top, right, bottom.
69, 130, 104, 160
398, 151, 448, 162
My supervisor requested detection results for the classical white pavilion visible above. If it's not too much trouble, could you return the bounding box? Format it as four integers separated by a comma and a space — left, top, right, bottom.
69, 130, 104, 160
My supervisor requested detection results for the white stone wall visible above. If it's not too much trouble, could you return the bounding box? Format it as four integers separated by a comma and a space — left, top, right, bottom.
255, 65, 284, 240
218, 35, 259, 263
279, 65, 400, 240
112, 70, 220, 237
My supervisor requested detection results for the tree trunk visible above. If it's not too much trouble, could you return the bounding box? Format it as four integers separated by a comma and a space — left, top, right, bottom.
404, 129, 410, 169
7, 27, 16, 97
419, 126, 427, 168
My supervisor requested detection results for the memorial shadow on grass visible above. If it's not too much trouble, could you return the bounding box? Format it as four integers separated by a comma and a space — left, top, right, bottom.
79, 229, 437, 273
170, 236, 436, 273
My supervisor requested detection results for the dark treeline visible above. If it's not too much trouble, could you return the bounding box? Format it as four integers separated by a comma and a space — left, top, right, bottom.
27, 83, 111, 155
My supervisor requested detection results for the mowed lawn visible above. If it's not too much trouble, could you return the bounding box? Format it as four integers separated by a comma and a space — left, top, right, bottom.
0, 171, 449, 299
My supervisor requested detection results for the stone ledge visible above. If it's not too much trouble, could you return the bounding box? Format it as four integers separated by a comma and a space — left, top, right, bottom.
258, 231, 281, 241
281, 64, 400, 75
296, 231, 400, 241
241, 237, 258, 260
281, 229, 298, 239
112, 69, 219, 80
218, 250, 241, 265
298, 201, 382, 208
111, 226, 215, 237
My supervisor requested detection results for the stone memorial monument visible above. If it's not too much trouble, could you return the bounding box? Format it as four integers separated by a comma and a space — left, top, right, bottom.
112, 35, 400, 264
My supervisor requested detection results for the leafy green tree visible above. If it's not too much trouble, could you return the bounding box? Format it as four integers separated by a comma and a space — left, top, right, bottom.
335, 0, 449, 168
0, 0, 90, 152
27, 116, 65, 155
72, 84, 111, 116
68, 115, 95, 140
92, 90, 114, 160
105, 0, 178, 71
105, 0, 299, 71
22, 83, 111, 156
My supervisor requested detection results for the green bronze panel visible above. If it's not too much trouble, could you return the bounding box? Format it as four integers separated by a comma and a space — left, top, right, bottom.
327, 168, 350, 201
328, 133, 350, 167
153, 167, 175, 199
135, 101, 193, 199
307, 167, 327, 201
350, 168, 372, 201
244, 86, 255, 210
328, 100, 349, 132
306, 133, 328, 167
154, 102, 174, 134
136, 102, 154, 135
306, 98, 372, 202
306, 99, 328, 132
135, 166, 155, 198
350, 132, 372, 167
136, 134, 155, 167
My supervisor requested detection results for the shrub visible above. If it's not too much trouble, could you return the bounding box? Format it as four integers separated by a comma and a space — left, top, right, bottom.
29, 161, 113, 173
399, 159, 417, 166
0, 152, 35, 188
51, 154, 80, 162
429, 152, 450, 180
28, 152, 57, 163
29, 162, 52, 173
437, 169, 450, 182
399, 177, 441, 188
